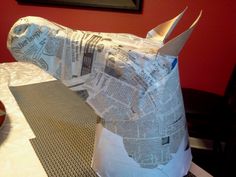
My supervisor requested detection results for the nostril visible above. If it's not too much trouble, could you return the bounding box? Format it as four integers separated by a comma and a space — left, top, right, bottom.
13, 24, 28, 35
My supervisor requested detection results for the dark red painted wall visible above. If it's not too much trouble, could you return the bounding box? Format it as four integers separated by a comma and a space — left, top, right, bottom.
0, 0, 235, 95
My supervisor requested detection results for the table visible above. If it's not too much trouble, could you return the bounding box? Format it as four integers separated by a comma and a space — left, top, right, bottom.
0, 62, 213, 177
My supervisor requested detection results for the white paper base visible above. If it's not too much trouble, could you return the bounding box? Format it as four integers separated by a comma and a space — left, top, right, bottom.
92, 123, 192, 177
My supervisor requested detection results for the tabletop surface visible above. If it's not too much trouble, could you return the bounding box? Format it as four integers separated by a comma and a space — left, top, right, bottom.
0, 62, 213, 177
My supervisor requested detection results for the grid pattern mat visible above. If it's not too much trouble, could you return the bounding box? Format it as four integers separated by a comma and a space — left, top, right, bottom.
10, 80, 196, 177
10, 80, 98, 177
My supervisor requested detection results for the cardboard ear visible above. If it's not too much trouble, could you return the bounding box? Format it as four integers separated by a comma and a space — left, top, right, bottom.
158, 11, 202, 57
146, 7, 187, 42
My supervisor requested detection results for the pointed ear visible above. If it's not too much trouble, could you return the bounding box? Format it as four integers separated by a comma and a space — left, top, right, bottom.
158, 11, 202, 57
146, 7, 187, 42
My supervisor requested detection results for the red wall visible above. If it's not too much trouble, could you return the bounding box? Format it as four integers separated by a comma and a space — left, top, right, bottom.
0, 0, 235, 95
